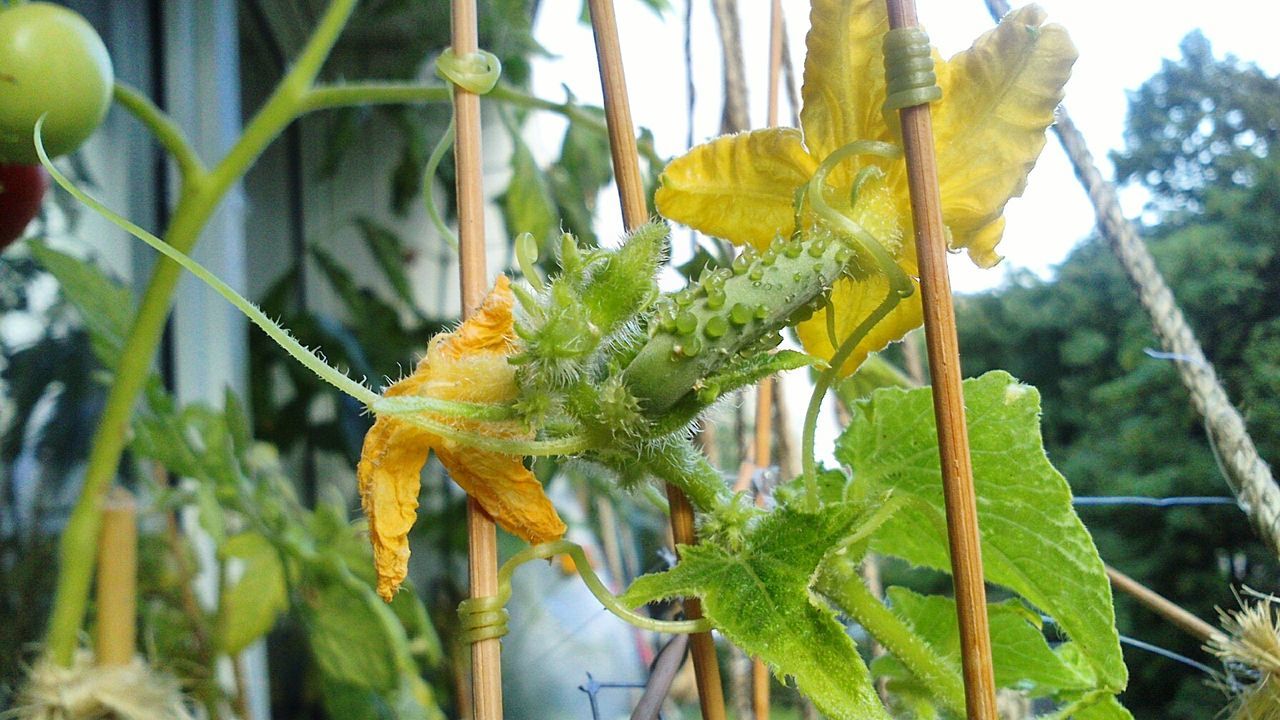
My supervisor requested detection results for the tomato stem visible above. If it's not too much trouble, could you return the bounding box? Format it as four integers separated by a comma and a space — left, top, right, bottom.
44, 0, 359, 668
112, 82, 207, 182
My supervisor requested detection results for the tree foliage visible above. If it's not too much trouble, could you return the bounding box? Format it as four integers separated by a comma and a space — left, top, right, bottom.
1111, 31, 1280, 218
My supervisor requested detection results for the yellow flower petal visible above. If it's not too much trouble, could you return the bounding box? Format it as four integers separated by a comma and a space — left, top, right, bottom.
795, 275, 924, 377
801, 0, 894, 185
357, 276, 565, 601
435, 446, 565, 546
933, 5, 1077, 266
655, 128, 817, 249
357, 413, 430, 603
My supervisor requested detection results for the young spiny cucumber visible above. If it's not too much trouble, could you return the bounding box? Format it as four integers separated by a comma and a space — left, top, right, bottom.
623, 228, 856, 414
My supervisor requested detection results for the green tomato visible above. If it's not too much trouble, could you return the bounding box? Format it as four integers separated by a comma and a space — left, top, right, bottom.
0, 2, 114, 163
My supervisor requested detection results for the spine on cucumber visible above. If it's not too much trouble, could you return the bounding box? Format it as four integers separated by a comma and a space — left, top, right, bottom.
624, 228, 855, 415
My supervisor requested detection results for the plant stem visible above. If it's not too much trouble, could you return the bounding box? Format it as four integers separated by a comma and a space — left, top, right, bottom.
43, 0, 359, 667
301, 81, 667, 170
644, 439, 731, 515
302, 83, 451, 112
798, 139, 912, 511
815, 567, 967, 716
113, 82, 208, 182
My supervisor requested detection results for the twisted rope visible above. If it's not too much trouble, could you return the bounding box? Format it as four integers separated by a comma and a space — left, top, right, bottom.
983, 0, 1280, 558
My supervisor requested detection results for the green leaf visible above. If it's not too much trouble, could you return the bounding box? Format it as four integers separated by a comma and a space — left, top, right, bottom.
193, 476, 227, 546
835, 371, 1127, 693
318, 681, 389, 720
300, 567, 411, 692
559, 106, 614, 197
622, 504, 890, 720
500, 133, 557, 245
1069, 694, 1136, 719
876, 587, 1095, 698
836, 354, 914, 404
657, 350, 823, 435
389, 590, 444, 668
219, 532, 288, 655
28, 241, 134, 368
354, 218, 418, 310
319, 673, 444, 720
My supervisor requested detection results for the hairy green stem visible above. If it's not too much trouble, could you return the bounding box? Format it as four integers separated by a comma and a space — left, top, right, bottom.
394, 412, 590, 457
301, 81, 666, 167
488, 85, 665, 169
43, 0, 358, 667
372, 396, 517, 422
423, 117, 459, 250
302, 83, 452, 113
816, 567, 967, 716
501, 541, 711, 634
643, 439, 731, 515
38, 144, 381, 407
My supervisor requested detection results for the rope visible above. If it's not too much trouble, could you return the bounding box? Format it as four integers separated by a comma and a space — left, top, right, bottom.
979, 0, 1280, 560
983, 0, 1280, 560
881, 27, 943, 115
455, 540, 713, 645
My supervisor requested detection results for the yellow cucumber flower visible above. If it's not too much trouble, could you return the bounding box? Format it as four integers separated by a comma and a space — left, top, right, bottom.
358, 275, 566, 601
655, 1, 1076, 374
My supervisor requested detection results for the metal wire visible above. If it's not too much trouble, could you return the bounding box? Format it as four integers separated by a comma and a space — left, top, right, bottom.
1119, 634, 1219, 677
580, 673, 664, 720
1074, 496, 1238, 508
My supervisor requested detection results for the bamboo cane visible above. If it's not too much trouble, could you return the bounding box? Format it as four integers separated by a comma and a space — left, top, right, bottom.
450, 1, 502, 716
745, 3, 786, 717
585, 1, 727, 717
94, 486, 137, 668
883, 1, 999, 717
1106, 565, 1222, 644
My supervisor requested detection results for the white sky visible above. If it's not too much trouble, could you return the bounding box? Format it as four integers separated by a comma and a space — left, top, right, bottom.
530, 0, 1280, 293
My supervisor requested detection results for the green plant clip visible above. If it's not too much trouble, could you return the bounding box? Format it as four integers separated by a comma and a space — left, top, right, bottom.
881, 26, 943, 116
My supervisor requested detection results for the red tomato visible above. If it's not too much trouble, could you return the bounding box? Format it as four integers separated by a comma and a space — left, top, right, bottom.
0, 163, 47, 251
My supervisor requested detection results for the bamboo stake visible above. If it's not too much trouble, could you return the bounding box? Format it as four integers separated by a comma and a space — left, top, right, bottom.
1106, 565, 1222, 644
585, 1, 727, 717
451, 1, 502, 716
94, 487, 137, 667
745, 3, 785, 717
766, 0, 783, 129
883, 1, 999, 717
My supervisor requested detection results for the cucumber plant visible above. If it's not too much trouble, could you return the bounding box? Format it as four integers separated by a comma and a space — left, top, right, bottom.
19, 0, 1140, 717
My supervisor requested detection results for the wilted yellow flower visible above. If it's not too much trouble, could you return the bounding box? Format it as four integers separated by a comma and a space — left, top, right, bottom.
357, 276, 566, 601
656, 1, 1076, 374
